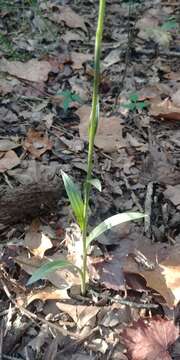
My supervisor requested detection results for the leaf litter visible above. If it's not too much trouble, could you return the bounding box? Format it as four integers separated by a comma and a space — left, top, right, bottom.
0, 0, 180, 359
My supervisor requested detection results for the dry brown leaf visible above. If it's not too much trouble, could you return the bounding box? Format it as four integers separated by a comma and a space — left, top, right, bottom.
0, 58, 52, 82
70, 51, 93, 70
122, 317, 179, 360
0, 79, 14, 95
76, 105, 125, 153
172, 89, 180, 107
90, 255, 126, 291
164, 72, 180, 81
25, 287, 70, 305
62, 31, 83, 43
48, 5, 87, 32
0, 139, 20, 151
123, 243, 180, 307
25, 219, 53, 258
0, 150, 20, 173
150, 97, 180, 121
23, 128, 52, 158
164, 185, 180, 206
56, 302, 100, 329
16, 252, 80, 289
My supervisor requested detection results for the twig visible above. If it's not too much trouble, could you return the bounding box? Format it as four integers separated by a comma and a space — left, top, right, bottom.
109, 295, 158, 309
134, 48, 180, 58
144, 182, 154, 237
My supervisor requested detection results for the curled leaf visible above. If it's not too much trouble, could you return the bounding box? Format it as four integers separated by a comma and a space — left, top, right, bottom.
87, 212, 145, 247
87, 178, 102, 191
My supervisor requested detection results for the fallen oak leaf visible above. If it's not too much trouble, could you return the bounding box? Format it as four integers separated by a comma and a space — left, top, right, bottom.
23, 287, 70, 306
70, 51, 93, 70
56, 302, 100, 329
150, 97, 180, 121
122, 317, 179, 360
123, 243, 180, 307
76, 105, 126, 153
0, 150, 20, 173
23, 128, 52, 158
24, 219, 53, 258
0, 58, 52, 82
47, 5, 87, 32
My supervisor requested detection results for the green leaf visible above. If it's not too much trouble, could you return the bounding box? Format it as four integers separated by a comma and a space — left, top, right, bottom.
86, 212, 146, 247
27, 259, 74, 285
63, 97, 71, 111
87, 178, 102, 191
61, 170, 84, 230
161, 21, 177, 31
71, 93, 82, 103
129, 93, 139, 103
122, 102, 137, 111
136, 101, 150, 110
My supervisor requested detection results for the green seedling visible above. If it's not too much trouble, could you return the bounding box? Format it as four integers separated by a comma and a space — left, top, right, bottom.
28, 0, 145, 295
56, 90, 82, 112
122, 92, 149, 111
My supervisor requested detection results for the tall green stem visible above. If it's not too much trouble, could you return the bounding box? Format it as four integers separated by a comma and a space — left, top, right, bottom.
81, 0, 106, 295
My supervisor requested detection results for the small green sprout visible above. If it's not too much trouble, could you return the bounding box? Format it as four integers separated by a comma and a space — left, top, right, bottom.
122, 92, 149, 111
56, 90, 82, 112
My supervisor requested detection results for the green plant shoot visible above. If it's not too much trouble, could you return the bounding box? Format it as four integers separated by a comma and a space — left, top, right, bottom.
122, 92, 149, 111
28, 0, 146, 295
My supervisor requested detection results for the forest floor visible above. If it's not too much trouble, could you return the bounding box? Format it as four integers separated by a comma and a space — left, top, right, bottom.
0, 0, 180, 359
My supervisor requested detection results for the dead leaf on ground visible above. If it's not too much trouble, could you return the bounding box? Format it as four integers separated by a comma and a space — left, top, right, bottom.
164, 185, 180, 206
0, 139, 20, 151
150, 97, 180, 121
56, 302, 100, 329
89, 254, 126, 292
172, 89, 180, 107
24, 287, 70, 306
123, 243, 180, 307
102, 49, 120, 69
0, 79, 15, 95
76, 105, 126, 153
23, 129, 52, 158
164, 72, 180, 81
0, 58, 52, 82
48, 5, 87, 32
70, 52, 93, 70
0, 150, 20, 173
122, 317, 179, 360
16, 252, 80, 289
138, 84, 171, 101
62, 31, 83, 43
24, 219, 53, 258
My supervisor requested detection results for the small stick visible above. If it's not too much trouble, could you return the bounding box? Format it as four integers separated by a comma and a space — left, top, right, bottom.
144, 182, 154, 237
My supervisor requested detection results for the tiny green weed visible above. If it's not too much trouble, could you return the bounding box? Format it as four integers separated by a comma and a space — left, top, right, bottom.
56, 90, 82, 112
122, 92, 149, 111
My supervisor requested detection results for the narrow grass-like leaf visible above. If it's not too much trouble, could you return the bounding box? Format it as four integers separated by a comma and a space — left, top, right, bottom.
27, 259, 79, 285
86, 212, 146, 247
87, 178, 102, 191
61, 170, 84, 230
